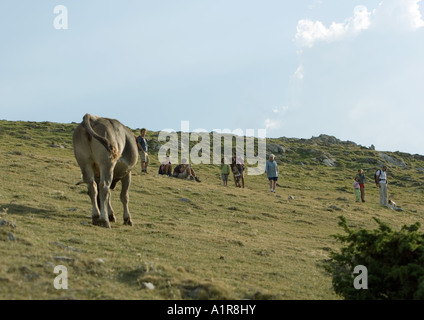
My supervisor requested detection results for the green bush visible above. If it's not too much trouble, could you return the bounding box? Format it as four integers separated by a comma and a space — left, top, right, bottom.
326, 216, 424, 300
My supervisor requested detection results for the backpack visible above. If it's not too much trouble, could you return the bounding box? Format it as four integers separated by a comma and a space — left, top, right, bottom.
374, 169, 381, 184
158, 164, 166, 175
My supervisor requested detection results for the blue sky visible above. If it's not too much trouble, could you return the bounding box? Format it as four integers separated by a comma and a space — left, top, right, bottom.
1, 0, 423, 155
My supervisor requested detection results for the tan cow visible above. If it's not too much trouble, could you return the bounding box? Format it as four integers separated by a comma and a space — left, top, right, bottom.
73, 114, 138, 228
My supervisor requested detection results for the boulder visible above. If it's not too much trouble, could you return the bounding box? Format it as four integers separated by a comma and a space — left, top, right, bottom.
379, 152, 407, 168
267, 143, 285, 155
322, 157, 336, 167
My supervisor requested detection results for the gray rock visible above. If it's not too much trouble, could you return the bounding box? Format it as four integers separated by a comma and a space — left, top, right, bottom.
51, 241, 81, 252
53, 256, 74, 262
267, 143, 286, 155
288, 195, 295, 200
379, 152, 407, 168
328, 205, 344, 212
0, 219, 16, 229
178, 198, 191, 203
8, 232, 15, 241
311, 134, 340, 145
322, 158, 336, 167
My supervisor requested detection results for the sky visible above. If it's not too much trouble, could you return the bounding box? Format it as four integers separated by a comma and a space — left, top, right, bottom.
0, 0, 423, 155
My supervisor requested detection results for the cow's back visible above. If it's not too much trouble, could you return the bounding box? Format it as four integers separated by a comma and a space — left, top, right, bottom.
73, 115, 138, 179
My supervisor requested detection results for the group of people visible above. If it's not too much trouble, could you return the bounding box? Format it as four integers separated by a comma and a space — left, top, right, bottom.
138, 129, 392, 205
136, 129, 280, 191
219, 156, 246, 188
353, 165, 389, 206
136, 129, 201, 182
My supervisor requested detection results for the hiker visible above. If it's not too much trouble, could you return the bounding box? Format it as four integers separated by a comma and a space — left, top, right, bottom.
353, 176, 361, 202
357, 169, 366, 202
173, 159, 201, 182
375, 165, 388, 206
231, 160, 242, 188
136, 128, 149, 174
265, 154, 279, 193
220, 158, 231, 186
158, 156, 173, 176
231, 155, 245, 188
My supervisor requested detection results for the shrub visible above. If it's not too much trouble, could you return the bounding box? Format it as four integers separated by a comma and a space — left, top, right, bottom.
325, 216, 424, 300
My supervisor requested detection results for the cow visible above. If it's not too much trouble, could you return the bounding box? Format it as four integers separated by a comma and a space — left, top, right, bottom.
72, 114, 138, 228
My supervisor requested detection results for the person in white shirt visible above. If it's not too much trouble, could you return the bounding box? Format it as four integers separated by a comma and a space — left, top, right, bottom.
376, 165, 388, 206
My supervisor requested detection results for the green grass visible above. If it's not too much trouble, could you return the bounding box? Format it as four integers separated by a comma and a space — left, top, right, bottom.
1, 120, 424, 300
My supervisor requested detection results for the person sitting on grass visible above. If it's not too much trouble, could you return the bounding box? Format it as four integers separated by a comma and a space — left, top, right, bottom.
173, 159, 201, 182
158, 156, 173, 176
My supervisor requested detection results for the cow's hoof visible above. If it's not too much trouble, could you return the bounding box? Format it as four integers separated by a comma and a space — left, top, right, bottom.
108, 214, 116, 223
93, 218, 111, 228
92, 216, 100, 225
123, 219, 133, 226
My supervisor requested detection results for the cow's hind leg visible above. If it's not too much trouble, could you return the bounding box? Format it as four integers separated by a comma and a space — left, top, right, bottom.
84, 172, 101, 225
121, 173, 133, 226
95, 185, 115, 223
108, 201, 116, 223
97, 167, 114, 228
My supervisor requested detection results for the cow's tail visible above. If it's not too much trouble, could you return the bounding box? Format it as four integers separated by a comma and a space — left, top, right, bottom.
83, 114, 119, 160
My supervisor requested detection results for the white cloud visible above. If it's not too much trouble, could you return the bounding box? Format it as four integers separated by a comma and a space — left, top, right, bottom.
295, 5, 371, 47
265, 118, 280, 130
272, 106, 289, 114
293, 65, 304, 80
308, 0, 323, 11
374, 0, 424, 30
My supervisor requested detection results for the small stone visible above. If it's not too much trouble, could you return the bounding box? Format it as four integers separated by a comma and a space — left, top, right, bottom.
288, 195, 295, 200
178, 198, 191, 203
53, 256, 74, 262
328, 205, 344, 212
0, 219, 16, 229
142, 282, 155, 290
8, 232, 15, 241
94, 258, 105, 264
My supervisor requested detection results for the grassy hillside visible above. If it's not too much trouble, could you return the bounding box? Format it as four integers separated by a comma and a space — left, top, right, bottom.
0, 119, 423, 300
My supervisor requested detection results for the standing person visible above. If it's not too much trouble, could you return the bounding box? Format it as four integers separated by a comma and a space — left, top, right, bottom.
353, 176, 361, 202
220, 158, 230, 186
357, 169, 366, 203
137, 128, 149, 174
265, 154, 279, 193
375, 165, 388, 206
232, 155, 245, 188
231, 162, 242, 188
